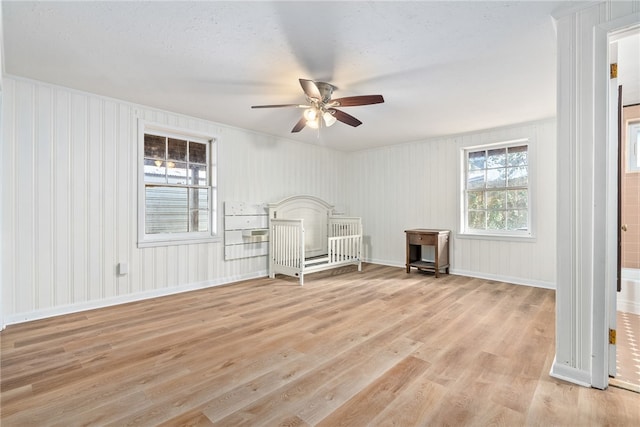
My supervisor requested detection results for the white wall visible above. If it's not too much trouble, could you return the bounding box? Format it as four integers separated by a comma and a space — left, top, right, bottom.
1, 76, 347, 325
346, 119, 557, 288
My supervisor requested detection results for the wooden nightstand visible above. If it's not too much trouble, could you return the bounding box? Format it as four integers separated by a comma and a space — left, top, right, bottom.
405, 229, 450, 277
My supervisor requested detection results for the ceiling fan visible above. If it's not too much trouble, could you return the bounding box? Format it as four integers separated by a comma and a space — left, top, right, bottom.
251, 78, 384, 133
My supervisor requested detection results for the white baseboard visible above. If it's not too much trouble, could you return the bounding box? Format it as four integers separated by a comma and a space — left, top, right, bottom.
549, 357, 592, 388
365, 258, 404, 268
450, 268, 556, 290
3, 270, 268, 327
363, 258, 556, 290
617, 300, 640, 314
2, 261, 558, 327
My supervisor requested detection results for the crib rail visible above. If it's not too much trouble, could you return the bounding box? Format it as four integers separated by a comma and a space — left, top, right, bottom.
329, 217, 361, 237
270, 216, 362, 285
328, 234, 362, 264
269, 219, 304, 278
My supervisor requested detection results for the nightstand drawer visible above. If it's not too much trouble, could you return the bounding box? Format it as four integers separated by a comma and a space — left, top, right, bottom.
408, 233, 436, 246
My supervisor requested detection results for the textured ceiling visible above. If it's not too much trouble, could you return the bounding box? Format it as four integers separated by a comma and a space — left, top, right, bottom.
0, 1, 611, 151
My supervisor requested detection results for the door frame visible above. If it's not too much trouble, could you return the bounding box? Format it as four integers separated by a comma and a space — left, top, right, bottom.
594, 17, 640, 389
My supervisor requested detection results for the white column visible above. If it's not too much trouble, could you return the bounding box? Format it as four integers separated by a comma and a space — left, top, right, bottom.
552, 0, 640, 389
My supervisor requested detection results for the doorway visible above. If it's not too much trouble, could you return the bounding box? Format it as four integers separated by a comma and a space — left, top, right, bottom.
611, 30, 640, 392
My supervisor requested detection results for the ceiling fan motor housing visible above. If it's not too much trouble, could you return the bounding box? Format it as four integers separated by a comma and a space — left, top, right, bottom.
313, 81, 336, 103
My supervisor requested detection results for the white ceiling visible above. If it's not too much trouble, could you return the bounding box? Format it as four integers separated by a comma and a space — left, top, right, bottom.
616, 30, 640, 107
1, 0, 625, 151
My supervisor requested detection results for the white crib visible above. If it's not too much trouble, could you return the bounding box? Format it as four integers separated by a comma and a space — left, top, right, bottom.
268, 195, 362, 285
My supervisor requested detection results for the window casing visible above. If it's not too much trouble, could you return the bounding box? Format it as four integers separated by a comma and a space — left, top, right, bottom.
461, 140, 532, 238
138, 122, 217, 247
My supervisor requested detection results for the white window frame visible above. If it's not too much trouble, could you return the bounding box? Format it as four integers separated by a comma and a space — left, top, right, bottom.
459, 138, 534, 240
137, 120, 218, 248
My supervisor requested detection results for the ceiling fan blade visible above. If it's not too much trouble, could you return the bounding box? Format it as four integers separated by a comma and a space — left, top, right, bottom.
331, 95, 384, 107
330, 109, 362, 127
299, 79, 322, 99
291, 117, 307, 133
251, 104, 306, 109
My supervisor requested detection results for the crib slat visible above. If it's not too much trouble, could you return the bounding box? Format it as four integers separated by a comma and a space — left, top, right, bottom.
271, 216, 361, 284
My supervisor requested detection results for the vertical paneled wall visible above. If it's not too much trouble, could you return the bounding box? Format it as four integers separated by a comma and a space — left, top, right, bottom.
346, 119, 557, 288
1, 76, 346, 324
553, 0, 640, 388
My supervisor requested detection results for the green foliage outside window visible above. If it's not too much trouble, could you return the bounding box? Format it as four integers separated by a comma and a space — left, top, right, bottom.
465, 144, 529, 233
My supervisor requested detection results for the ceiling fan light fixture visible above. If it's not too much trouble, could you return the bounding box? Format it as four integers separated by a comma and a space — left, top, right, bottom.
303, 108, 317, 121
323, 111, 337, 127
306, 117, 320, 129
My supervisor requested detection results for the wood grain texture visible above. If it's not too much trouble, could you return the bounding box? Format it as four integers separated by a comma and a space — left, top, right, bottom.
2, 264, 638, 426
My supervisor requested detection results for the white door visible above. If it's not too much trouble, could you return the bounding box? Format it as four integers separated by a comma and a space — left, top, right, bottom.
607, 40, 619, 377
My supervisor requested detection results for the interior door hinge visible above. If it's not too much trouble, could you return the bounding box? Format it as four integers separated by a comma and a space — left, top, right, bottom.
609, 328, 616, 345
610, 63, 618, 79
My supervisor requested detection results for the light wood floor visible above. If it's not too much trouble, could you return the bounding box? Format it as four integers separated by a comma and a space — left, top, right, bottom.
1, 264, 639, 426
614, 310, 640, 392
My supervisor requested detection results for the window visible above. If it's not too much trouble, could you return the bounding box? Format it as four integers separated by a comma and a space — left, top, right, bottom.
627, 121, 640, 172
462, 140, 531, 237
138, 122, 217, 247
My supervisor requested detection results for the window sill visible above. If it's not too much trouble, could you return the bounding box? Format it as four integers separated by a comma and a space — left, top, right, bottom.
138, 236, 222, 248
456, 232, 536, 243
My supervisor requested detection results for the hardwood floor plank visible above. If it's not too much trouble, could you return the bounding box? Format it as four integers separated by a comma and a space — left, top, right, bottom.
365, 373, 448, 426
215, 336, 422, 426
157, 409, 216, 427
526, 377, 582, 425
315, 356, 430, 426
294, 338, 422, 425
2, 264, 638, 426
